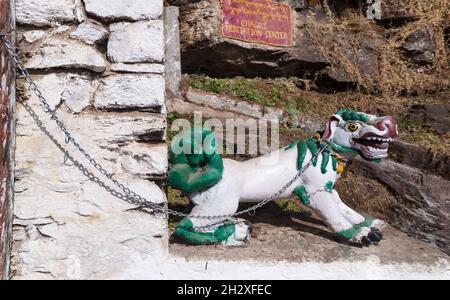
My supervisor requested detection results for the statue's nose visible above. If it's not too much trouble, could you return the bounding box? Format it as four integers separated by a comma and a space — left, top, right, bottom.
376, 116, 398, 137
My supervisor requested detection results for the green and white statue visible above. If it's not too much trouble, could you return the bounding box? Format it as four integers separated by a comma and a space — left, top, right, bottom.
168, 109, 399, 246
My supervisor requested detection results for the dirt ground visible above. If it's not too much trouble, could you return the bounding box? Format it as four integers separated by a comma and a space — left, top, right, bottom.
169, 202, 448, 265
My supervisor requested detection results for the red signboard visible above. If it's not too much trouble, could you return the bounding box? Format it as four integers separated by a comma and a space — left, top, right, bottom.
221, 0, 293, 47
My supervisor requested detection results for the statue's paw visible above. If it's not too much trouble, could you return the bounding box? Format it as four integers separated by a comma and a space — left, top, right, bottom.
355, 227, 383, 246
223, 220, 252, 247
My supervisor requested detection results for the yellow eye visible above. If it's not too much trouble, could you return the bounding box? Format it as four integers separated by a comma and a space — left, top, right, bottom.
347, 123, 359, 132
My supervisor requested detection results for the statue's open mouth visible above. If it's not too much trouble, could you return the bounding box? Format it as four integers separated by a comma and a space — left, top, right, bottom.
352, 133, 394, 159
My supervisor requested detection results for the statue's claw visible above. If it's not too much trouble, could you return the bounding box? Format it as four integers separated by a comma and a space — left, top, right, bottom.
361, 236, 373, 246
370, 227, 383, 240
223, 219, 252, 246
360, 228, 383, 246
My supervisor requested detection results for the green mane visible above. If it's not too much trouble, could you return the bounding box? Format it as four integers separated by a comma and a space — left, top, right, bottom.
168, 128, 224, 194
336, 109, 369, 122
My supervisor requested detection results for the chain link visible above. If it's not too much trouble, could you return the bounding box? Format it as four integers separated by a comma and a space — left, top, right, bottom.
1, 34, 327, 229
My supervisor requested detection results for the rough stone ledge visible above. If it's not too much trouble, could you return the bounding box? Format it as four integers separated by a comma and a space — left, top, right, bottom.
185, 89, 284, 120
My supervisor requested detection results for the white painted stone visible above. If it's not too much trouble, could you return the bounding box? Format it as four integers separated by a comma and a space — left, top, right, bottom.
62, 74, 98, 113
22, 73, 64, 110
83, 0, 163, 22
16, 0, 80, 27
110, 63, 164, 74
21, 26, 72, 44
94, 74, 165, 110
13, 103, 168, 279
114, 174, 167, 205
25, 38, 108, 73
22, 30, 47, 44
108, 21, 164, 63
70, 22, 109, 45
11, 208, 167, 279
14, 0, 169, 279
120, 143, 168, 176
18, 73, 97, 113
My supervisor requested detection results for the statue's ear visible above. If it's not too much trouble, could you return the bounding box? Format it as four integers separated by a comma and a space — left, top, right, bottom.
322, 115, 343, 141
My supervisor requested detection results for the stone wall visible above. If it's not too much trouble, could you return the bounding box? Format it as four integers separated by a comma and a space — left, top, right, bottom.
0, 0, 16, 280
11, 0, 170, 279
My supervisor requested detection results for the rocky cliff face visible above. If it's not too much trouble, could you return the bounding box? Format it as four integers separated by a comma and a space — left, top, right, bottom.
175, 0, 448, 94
178, 0, 382, 86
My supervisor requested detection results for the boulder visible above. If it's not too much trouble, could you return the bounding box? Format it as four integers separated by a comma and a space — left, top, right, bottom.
179, 0, 382, 84
402, 29, 436, 64
354, 158, 450, 255
377, 1, 418, 23
390, 140, 450, 180
408, 103, 450, 134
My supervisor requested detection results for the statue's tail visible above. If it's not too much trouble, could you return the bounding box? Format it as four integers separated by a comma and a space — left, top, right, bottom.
168, 128, 223, 194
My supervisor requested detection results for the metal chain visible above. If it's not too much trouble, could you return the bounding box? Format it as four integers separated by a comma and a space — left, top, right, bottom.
0, 33, 327, 228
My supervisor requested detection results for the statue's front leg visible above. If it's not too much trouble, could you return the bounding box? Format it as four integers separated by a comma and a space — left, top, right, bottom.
295, 185, 383, 246
175, 189, 251, 246
175, 217, 251, 246
332, 190, 386, 234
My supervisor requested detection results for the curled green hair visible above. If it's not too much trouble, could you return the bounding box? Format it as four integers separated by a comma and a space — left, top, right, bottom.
336, 109, 369, 122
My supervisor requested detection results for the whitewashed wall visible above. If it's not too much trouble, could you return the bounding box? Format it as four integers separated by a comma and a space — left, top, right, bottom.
11, 0, 169, 279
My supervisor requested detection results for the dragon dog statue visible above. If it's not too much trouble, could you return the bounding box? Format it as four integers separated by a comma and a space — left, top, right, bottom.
168, 109, 398, 246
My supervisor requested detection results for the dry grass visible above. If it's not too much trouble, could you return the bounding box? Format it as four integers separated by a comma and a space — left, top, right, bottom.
304, 0, 450, 96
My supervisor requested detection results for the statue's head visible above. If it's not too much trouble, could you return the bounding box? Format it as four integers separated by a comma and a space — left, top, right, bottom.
322, 109, 398, 160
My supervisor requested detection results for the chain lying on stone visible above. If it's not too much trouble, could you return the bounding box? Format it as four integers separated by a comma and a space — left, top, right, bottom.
0, 33, 326, 229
